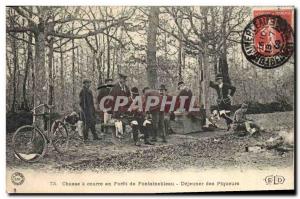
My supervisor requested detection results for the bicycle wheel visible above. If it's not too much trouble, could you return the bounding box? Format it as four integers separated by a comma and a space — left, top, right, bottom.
12, 125, 48, 163
51, 120, 69, 154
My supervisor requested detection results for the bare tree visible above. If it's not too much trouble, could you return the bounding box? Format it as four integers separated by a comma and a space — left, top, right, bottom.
6, 6, 133, 108
146, 7, 159, 89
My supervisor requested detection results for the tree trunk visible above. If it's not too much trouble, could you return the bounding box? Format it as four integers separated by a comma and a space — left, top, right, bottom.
178, 17, 183, 81
33, 25, 46, 130
34, 27, 46, 107
47, 38, 54, 105
146, 7, 159, 89
6, 54, 12, 111
220, 7, 231, 84
60, 46, 65, 111
210, 8, 219, 75
96, 54, 103, 85
106, 34, 110, 79
112, 47, 116, 79
31, 45, 35, 108
11, 33, 18, 113
202, 49, 210, 116
72, 39, 76, 109
201, 8, 211, 116
22, 33, 33, 111
80, 48, 84, 85
102, 35, 106, 79
197, 54, 202, 106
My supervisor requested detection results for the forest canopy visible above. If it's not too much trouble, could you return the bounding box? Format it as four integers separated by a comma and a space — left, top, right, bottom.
6, 6, 294, 114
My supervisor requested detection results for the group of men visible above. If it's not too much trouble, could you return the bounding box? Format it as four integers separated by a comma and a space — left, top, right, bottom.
79, 72, 196, 145
79, 72, 259, 145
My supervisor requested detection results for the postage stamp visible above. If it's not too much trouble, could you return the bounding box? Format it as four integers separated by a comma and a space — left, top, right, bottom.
241, 8, 294, 69
6, 6, 295, 194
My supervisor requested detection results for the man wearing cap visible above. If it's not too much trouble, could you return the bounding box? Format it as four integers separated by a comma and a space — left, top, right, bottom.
97, 78, 114, 131
142, 86, 167, 143
97, 78, 114, 108
209, 74, 236, 131
233, 103, 260, 135
159, 84, 172, 136
79, 79, 100, 141
177, 81, 193, 112
128, 87, 153, 146
109, 73, 131, 118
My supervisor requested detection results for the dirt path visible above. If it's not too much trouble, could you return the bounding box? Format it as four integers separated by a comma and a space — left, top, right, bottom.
6, 111, 294, 172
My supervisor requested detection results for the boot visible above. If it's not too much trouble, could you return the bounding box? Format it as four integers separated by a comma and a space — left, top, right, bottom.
145, 140, 154, 145
134, 141, 141, 146
162, 137, 167, 143
93, 136, 101, 140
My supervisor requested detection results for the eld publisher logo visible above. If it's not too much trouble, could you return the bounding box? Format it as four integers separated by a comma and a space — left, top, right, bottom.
11, 172, 25, 186
265, 175, 285, 185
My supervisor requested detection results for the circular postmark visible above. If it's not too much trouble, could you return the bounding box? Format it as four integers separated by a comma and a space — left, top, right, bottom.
241, 14, 294, 69
11, 172, 25, 186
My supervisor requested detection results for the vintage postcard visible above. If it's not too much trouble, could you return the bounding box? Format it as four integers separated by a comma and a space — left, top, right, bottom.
6, 6, 295, 193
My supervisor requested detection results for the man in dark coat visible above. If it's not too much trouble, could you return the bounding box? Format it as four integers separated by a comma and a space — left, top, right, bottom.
97, 78, 114, 119
97, 78, 113, 106
143, 87, 167, 143
177, 81, 193, 112
128, 87, 153, 146
108, 73, 131, 118
79, 79, 100, 141
209, 74, 236, 130
159, 84, 172, 136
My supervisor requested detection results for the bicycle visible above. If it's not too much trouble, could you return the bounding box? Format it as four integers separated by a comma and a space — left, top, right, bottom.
12, 104, 69, 163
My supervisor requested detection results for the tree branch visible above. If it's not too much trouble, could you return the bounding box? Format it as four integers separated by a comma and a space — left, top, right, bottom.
48, 17, 127, 39
6, 26, 34, 33
7, 32, 35, 45
10, 6, 37, 27
54, 45, 78, 53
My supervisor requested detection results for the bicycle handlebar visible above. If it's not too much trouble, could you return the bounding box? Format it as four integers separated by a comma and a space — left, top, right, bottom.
31, 104, 56, 112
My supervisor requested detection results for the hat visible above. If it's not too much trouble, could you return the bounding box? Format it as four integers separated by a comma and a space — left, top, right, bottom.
159, 84, 167, 91
142, 87, 150, 94
241, 103, 248, 109
131, 87, 139, 95
97, 84, 114, 90
177, 81, 184, 87
215, 74, 223, 80
105, 78, 113, 83
83, 79, 91, 84
118, 73, 127, 79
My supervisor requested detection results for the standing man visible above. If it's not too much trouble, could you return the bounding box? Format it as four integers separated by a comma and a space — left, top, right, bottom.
177, 81, 193, 112
129, 87, 153, 146
109, 73, 131, 118
97, 78, 113, 118
159, 84, 171, 136
209, 74, 236, 131
79, 79, 100, 141
97, 78, 114, 130
97, 78, 114, 109
143, 86, 167, 143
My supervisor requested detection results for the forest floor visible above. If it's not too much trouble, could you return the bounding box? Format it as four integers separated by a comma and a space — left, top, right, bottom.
6, 111, 294, 172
